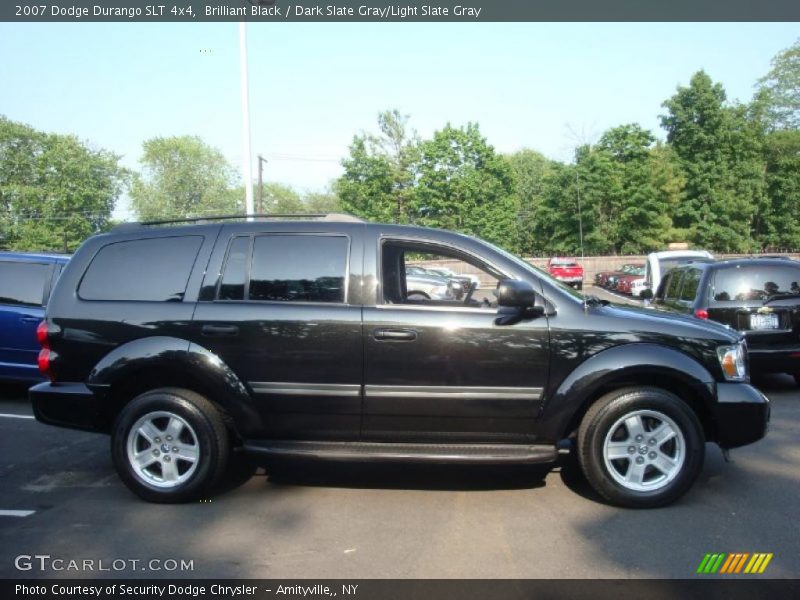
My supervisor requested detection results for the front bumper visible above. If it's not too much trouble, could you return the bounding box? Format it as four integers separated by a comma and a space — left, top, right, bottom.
748, 345, 800, 375
713, 382, 770, 449
30, 382, 108, 433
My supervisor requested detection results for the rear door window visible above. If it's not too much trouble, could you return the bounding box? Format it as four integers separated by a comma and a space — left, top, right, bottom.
249, 235, 348, 303
712, 264, 800, 302
216, 234, 349, 303
0, 261, 50, 306
679, 268, 702, 302
79, 236, 202, 301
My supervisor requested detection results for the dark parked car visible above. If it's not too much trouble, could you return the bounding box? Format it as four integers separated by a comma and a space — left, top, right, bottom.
31, 215, 768, 508
0, 252, 69, 383
649, 258, 800, 385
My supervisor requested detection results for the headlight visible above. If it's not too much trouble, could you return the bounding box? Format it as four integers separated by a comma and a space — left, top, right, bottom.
717, 343, 747, 381
430, 285, 449, 298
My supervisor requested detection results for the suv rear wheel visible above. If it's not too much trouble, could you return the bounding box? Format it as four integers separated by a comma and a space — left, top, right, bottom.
111, 387, 229, 503
577, 387, 704, 508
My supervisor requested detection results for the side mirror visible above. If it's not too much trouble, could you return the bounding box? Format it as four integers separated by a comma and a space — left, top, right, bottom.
640, 289, 654, 301
495, 279, 543, 326
497, 279, 536, 308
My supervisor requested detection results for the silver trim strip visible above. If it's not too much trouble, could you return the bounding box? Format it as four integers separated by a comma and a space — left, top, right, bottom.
365, 385, 543, 400
373, 304, 497, 314
250, 382, 361, 397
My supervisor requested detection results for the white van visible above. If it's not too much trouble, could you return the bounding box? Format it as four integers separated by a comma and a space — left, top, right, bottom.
645, 250, 714, 293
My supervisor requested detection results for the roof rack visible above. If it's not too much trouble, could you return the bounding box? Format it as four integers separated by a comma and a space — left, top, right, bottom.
112, 213, 365, 231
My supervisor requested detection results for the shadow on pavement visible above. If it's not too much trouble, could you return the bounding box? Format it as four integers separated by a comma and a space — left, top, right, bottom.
260, 459, 550, 493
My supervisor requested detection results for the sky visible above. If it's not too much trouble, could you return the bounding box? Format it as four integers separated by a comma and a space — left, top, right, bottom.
0, 22, 797, 220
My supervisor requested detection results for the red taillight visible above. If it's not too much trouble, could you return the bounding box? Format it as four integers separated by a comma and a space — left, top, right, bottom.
38, 348, 51, 377
36, 321, 56, 381
36, 321, 49, 348
694, 309, 709, 320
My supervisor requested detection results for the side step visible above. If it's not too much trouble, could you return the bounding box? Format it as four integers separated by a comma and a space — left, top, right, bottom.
243, 441, 558, 464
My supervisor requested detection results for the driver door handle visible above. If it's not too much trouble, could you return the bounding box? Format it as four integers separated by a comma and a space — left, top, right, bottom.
201, 324, 240, 337
373, 328, 417, 341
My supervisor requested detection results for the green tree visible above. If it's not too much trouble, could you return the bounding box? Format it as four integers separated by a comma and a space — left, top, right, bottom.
337, 110, 418, 223
760, 130, 800, 249
596, 125, 682, 253
259, 182, 304, 213
412, 123, 518, 250
304, 190, 341, 213
130, 136, 241, 221
506, 149, 553, 255
756, 39, 800, 130
0, 116, 127, 252
536, 162, 585, 255
535, 126, 683, 255
660, 71, 765, 252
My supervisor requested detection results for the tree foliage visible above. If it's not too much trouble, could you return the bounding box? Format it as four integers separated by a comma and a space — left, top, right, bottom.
6, 40, 800, 256
130, 136, 242, 221
337, 110, 418, 223
660, 71, 766, 252
506, 149, 553, 255
757, 38, 800, 130
412, 123, 517, 249
0, 116, 127, 252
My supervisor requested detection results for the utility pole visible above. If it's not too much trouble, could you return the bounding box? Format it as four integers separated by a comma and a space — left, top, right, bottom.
239, 21, 255, 220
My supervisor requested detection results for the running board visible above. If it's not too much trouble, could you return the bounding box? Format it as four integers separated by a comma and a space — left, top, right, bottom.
243, 441, 558, 464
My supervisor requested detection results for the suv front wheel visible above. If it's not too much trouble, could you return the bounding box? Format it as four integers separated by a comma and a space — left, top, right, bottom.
577, 387, 705, 508
111, 387, 230, 503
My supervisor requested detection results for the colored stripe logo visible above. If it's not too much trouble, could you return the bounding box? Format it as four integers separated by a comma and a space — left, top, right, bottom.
697, 553, 773, 574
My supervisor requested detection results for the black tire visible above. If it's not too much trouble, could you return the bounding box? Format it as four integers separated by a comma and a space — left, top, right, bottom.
111, 387, 229, 503
577, 387, 705, 508
575, 282, 583, 291
793, 372, 800, 388
407, 292, 430, 300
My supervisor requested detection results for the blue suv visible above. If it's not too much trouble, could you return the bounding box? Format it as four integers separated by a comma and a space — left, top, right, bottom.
0, 252, 69, 383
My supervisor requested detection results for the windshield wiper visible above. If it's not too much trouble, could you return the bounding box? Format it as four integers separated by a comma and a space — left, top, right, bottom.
584, 295, 610, 307
763, 293, 800, 305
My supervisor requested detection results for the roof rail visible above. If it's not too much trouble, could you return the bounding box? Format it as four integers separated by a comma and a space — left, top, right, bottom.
112, 213, 365, 231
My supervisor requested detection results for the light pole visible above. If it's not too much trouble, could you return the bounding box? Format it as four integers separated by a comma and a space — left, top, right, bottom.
239, 21, 255, 220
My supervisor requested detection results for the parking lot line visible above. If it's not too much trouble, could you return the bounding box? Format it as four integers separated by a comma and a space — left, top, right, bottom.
0, 510, 35, 517
0, 413, 34, 420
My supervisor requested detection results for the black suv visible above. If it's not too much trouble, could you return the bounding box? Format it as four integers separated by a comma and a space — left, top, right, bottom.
650, 257, 800, 384
31, 215, 769, 508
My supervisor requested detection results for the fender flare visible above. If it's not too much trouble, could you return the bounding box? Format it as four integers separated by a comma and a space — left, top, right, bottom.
87, 336, 262, 436
538, 343, 717, 441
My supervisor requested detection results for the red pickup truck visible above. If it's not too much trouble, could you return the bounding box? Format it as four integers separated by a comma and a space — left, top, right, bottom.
547, 257, 584, 290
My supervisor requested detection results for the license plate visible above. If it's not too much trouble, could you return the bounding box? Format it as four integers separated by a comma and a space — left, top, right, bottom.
750, 313, 779, 330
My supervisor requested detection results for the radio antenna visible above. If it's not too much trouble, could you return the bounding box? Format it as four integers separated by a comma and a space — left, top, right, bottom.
576, 164, 588, 311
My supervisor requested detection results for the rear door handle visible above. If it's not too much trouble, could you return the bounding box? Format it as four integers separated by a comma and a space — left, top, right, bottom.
19, 315, 41, 324
373, 328, 417, 341
201, 324, 240, 337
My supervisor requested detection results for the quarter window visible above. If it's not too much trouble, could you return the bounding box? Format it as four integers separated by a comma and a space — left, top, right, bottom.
79, 236, 202, 301
665, 270, 684, 301
679, 269, 701, 302
0, 261, 50, 306
218, 237, 249, 300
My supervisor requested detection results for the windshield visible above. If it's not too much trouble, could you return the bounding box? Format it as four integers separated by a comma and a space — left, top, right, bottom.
712, 264, 800, 302
484, 241, 585, 302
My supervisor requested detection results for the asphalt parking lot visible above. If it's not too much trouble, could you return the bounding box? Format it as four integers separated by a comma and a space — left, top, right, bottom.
1, 371, 798, 581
